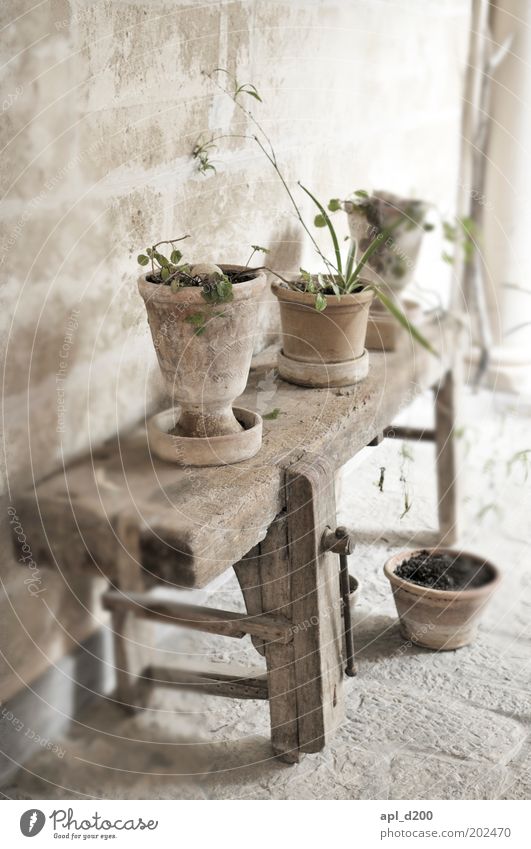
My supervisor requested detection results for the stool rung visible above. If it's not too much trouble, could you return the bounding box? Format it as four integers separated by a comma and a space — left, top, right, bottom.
102, 590, 293, 644
144, 664, 269, 700
383, 426, 436, 442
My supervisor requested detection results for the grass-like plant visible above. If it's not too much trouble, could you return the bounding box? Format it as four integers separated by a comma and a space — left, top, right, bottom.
193, 69, 435, 353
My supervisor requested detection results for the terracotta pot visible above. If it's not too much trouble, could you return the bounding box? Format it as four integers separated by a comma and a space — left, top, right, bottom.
138, 265, 266, 438
342, 574, 361, 613
344, 192, 429, 295
384, 548, 500, 650
365, 298, 426, 352
271, 280, 373, 388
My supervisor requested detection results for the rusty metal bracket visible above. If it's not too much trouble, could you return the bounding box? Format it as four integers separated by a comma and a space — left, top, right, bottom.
322, 526, 357, 677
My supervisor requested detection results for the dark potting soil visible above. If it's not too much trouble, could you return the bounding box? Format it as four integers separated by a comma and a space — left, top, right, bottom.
395, 550, 492, 591
146, 268, 256, 286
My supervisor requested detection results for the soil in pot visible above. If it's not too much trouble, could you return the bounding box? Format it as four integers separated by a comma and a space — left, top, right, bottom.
145, 266, 257, 289
395, 549, 492, 591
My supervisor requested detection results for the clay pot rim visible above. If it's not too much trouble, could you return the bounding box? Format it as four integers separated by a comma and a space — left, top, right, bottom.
271, 279, 374, 308
138, 264, 267, 303
384, 547, 501, 601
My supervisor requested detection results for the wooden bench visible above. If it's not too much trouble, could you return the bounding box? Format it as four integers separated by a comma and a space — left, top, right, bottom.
16, 317, 459, 762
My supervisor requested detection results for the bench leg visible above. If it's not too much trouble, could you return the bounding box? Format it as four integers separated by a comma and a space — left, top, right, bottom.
235, 518, 300, 762
286, 456, 345, 754
434, 367, 462, 545
234, 548, 266, 658
259, 516, 300, 763
110, 515, 152, 712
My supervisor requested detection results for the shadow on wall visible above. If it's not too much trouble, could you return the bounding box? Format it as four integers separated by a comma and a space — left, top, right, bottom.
253, 222, 302, 352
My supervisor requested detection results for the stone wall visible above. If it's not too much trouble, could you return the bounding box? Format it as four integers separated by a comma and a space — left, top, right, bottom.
0, 0, 470, 701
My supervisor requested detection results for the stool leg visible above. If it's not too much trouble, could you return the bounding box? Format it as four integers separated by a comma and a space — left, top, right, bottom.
259, 515, 299, 763
286, 456, 345, 754
435, 367, 462, 544
110, 514, 151, 712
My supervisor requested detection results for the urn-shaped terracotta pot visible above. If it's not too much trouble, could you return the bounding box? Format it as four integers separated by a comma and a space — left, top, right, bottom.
139, 266, 266, 438
384, 548, 500, 650
271, 280, 373, 388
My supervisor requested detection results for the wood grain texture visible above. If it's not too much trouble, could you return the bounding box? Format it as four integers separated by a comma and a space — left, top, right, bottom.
15, 320, 453, 589
259, 515, 300, 763
102, 589, 293, 643
286, 457, 345, 753
144, 664, 268, 700
233, 549, 266, 657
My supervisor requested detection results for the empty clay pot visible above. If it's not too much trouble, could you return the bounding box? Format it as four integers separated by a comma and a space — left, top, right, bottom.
271, 280, 373, 387
384, 548, 500, 650
139, 265, 266, 438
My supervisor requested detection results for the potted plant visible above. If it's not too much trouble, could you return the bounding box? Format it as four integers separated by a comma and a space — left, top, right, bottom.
384, 548, 500, 650
193, 70, 434, 388
137, 237, 266, 465
343, 190, 432, 297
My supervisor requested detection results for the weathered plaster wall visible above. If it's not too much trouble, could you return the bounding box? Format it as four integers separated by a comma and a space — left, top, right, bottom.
0, 0, 470, 701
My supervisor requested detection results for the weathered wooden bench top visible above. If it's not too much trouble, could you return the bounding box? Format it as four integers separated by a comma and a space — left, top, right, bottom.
18, 318, 451, 588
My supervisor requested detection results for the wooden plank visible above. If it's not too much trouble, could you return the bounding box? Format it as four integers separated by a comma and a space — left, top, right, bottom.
259, 515, 300, 763
144, 665, 268, 700
435, 367, 462, 544
286, 457, 345, 754
101, 590, 293, 643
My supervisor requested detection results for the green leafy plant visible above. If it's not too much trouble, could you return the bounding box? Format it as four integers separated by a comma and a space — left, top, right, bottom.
442, 216, 478, 265
194, 69, 435, 354
137, 235, 234, 305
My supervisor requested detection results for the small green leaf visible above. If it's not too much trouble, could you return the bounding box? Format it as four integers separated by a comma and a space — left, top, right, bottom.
137, 254, 149, 266
154, 252, 169, 267
251, 244, 269, 254
423, 222, 435, 232
314, 213, 327, 228
161, 267, 170, 281
201, 273, 233, 304
443, 222, 457, 241
170, 249, 182, 264
354, 189, 369, 198
185, 313, 207, 335
315, 292, 327, 312
237, 83, 262, 102
327, 198, 341, 212
345, 238, 358, 286
263, 408, 281, 420
300, 182, 342, 275
170, 279, 181, 293
328, 275, 341, 298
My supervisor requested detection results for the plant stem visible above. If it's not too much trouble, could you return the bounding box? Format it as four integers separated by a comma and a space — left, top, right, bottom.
206, 70, 337, 277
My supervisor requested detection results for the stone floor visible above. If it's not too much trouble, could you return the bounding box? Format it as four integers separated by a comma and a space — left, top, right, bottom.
2, 388, 531, 800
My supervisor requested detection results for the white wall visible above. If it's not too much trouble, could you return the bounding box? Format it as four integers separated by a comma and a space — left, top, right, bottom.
0, 0, 470, 701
